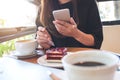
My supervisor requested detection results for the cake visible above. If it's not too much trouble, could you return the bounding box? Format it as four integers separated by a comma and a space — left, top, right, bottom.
46, 47, 67, 63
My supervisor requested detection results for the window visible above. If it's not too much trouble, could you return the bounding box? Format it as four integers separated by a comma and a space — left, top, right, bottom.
0, 0, 37, 56
97, 0, 120, 25
1, 0, 120, 26
0, 0, 38, 27
0, 0, 37, 43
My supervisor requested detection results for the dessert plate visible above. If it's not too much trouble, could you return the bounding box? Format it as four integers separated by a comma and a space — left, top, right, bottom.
9, 50, 37, 59
37, 55, 63, 68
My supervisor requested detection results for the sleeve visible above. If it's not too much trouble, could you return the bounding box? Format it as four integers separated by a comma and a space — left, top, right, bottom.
87, 0, 103, 49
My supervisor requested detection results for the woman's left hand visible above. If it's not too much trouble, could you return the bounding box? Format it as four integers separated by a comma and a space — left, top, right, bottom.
53, 17, 78, 37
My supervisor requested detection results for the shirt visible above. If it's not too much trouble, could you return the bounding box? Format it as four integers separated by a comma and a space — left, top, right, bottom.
50, 0, 103, 49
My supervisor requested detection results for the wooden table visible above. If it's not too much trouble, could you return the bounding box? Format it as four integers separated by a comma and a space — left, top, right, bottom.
21, 47, 92, 64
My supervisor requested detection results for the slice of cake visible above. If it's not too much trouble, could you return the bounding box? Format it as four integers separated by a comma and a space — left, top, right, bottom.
46, 47, 67, 63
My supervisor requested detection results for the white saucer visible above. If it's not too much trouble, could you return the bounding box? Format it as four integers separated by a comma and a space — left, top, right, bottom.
37, 55, 63, 68
56, 71, 120, 80
9, 50, 37, 59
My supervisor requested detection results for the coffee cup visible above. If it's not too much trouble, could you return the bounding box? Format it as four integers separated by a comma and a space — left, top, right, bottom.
62, 50, 119, 80
15, 39, 37, 56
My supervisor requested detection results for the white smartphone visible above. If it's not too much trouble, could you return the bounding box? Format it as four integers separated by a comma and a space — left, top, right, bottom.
53, 8, 71, 22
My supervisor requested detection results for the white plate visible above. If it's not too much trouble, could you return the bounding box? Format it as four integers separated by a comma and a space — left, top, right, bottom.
37, 55, 63, 68
9, 50, 37, 59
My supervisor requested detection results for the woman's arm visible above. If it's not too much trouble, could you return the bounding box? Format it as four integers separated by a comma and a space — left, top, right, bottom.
86, 0, 103, 49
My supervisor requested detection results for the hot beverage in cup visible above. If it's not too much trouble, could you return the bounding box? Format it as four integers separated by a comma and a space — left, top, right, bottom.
73, 61, 105, 66
15, 39, 37, 56
62, 50, 119, 80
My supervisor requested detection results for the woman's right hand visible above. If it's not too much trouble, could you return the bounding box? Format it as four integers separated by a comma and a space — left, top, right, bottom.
36, 27, 53, 49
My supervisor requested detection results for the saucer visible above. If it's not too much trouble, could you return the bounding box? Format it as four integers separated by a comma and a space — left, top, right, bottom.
37, 55, 63, 68
9, 50, 37, 59
57, 71, 120, 80
59, 71, 120, 80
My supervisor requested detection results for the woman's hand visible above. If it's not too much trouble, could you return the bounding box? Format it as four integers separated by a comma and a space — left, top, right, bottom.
53, 17, 94, 46
53, 17, 78, 37
36, 27, 54, 49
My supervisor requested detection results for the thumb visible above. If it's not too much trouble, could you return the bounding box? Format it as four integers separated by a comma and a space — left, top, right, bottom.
70, 17, 76, 25
70, 17, 77, 27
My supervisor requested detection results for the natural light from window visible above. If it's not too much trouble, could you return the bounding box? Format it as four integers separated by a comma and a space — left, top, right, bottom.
98, 1, 120, 22
1, 0, 120, 27
0, 0, 38, 27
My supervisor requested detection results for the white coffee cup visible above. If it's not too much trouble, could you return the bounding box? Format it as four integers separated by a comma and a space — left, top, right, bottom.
15, 39, 37, 56
62, 50, 120, 80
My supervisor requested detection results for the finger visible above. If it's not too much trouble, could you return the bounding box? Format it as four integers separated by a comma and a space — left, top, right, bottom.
54, 22, 63, 28
70, 18, 77, 28
37, 29, 52, 45
37, 31, 45, 37
38, 41, 51, 49
38, 27, 50, 37
37, 34, 50, 43
37, 38, 49, 44
41, 43, 51, 49
37, 38, 50, 46
53, 22, 64, 32
38, 27, 46, 32
70, 17, 77, 25
37, 39, 51, 49
53, 20, 70, 27
37, 30, 49, 38
37, 36, 48, 41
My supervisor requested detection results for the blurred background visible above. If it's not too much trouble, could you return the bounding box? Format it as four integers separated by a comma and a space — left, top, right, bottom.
0, 0, 120, 56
